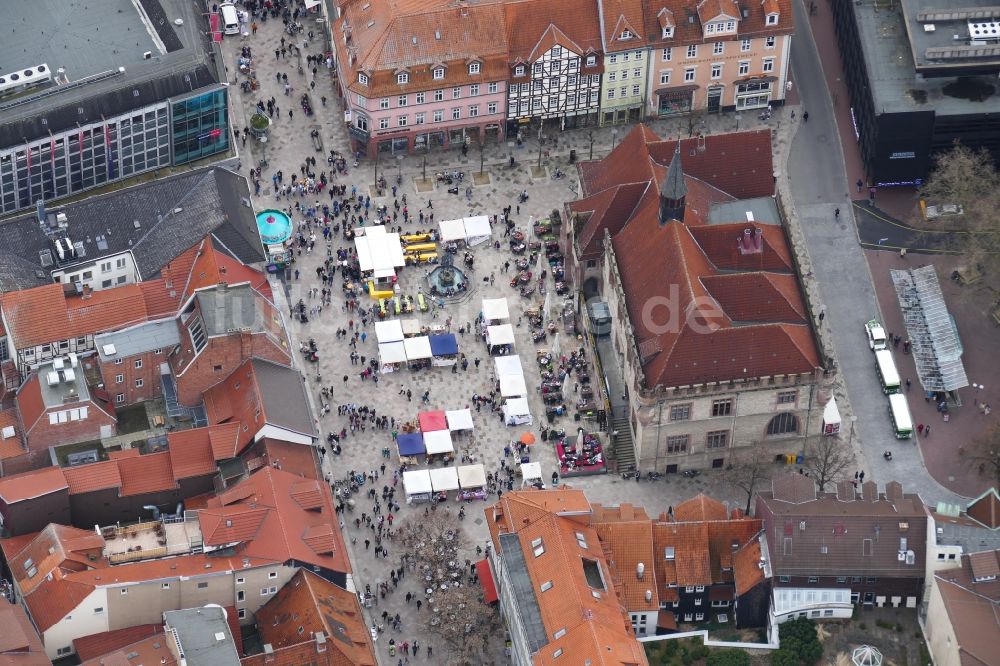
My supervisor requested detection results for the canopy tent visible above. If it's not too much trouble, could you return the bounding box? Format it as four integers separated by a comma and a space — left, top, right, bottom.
401, 319, 422, 337
396, 433, 426, 456
446, 408, 474, 432
486, 324, 515, 347
457, 464, 487, 489
304, 0, 321, 9
428, 334, 458, 356
482, 298, 510, 322
822, 397, 842, 436
423, 430, 455, 455
503, 398, 532, 426
378, 341, 407, 364
429, 466, 460, 492
372, 267, 396, 279
354, 225, 405, 272
499, 374, 528, 397
438, 218, 468, 242
494, 355, 524, 378
520, 461, 542, 486
403, 469, 433, 501
403, 336, 432, 360
419, 410, 448, 432
375, 319, 404, 343
463, 216, 491, 245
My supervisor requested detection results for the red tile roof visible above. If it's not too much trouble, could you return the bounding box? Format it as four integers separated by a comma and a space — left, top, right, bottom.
118, 451, 177, 497
290, 479, 325, 511
643, 0, 791, 50
0, 466, 67, 504
14, 374, 46, 436
166, 428, 219, 480
673, 494, 728, 522
0, 602, 48, 661
73, 624, 164, 662
592, 521, 658, 611
0, 409, 26, 461
504, 0, 603, 62
966, 488, 1000, 530
198, 506, 270, 545
599, 0, 645, 49
203, 360, 262, 455
208, 422, 244, 460
62, 460, 123, 495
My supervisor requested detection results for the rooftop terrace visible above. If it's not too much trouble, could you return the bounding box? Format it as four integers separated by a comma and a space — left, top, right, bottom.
101, 515, 203, 565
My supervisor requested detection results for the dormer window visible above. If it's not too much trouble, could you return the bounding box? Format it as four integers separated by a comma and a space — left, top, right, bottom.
514, 65, 525, 76
397, 72, 408, 84
433, 67, 445, 80
766, 13, 778, 25
662, 26, 674, 38
620, 30, 632, 39
586, 55, 596, 66
469, 62, 480, 75
358, 73, 369, 85
706, 23, 715, 33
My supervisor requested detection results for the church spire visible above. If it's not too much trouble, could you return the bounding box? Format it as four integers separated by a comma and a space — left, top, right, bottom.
659, 143, 687, 225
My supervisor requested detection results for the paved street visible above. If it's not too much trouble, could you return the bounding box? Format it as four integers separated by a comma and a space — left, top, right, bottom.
784, 0, 965, 506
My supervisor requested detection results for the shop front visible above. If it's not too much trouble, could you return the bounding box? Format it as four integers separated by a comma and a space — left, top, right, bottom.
357, 121, 501, 157
656, 85, 698, 116
734, 77, 776, 111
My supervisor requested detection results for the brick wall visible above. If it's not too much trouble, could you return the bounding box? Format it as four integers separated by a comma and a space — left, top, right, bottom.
174, 334, 290, 407
26, 401, 116, 450
99, 350, 167, 407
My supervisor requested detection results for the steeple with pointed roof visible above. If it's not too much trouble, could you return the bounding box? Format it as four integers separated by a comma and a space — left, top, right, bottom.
659, 144, 688, 225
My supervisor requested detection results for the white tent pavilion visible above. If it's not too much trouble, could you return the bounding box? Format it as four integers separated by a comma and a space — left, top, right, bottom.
354, 225, 405, 272
429, 466, 460, 492
401, 319, 422, 337
494, 355, 524, 378
486, 324, 515, 347
463, 216, 491, 246
482, 298, 510, 322
378, 341, 407, 364
375, 319, 404, 343
822, 397, 842, 436
499, 374, 528, 397
438, 218, 468, 243
403, 336, 433, 360
423, 430, 455, 455
503, 398, 532, 426
403, 469, 433, 503
446, 409, 474, 432
520, 461, 542, 487
457, 464, 487, 489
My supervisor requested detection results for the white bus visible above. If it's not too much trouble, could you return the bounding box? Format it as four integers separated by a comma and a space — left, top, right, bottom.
874, 349, 901, 394
220, 3, 240, 35
888, 393, 913, 439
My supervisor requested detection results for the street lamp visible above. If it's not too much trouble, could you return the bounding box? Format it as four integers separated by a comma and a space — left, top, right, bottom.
536, 122, 544, 169
396, 154, 403, 185
479, 140, 485, 176
847, 415, 858, 448
588, 131, 594, 161
422, 153, 427, 182
374, 149, 380, 188
258, 136, 268, 169
611, 128, 619, 150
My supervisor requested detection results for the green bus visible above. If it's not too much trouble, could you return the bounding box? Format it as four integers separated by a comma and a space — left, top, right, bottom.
874, 350, 901, 394
888, 393, 913, 439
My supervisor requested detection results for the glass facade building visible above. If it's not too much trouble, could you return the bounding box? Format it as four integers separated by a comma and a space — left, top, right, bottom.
0, 85, 228, 216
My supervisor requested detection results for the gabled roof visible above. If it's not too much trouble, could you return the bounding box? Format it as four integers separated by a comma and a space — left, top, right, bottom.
117, 451, 177, 497
696, 0, 740, 23
934, 550, 1000, 666
74, 624, 165, 662
166, 427, 221, 481
967, 488, 1000, 530
0, 466, 68, 504
504, 0, 603, 62
209, 422, 244, 460
0, 602, 48, 663
0, 408, 26, 462
198, 505, 271, 545
674, 494, 728, 522
592, 520, 658, 611
62, 460, 123, 495
290, 479, 326, 511
254, 569, 377, 665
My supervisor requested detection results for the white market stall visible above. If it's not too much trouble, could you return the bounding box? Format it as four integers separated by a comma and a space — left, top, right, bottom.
822, 396, 842, 436
401, 318, 423, 337
494, 355, 524, 378
375, 319, 404, 343
423, 430, 455, 458
457, 464, 488, 501
403, 469, 433, 504
482, 298, 510, 322
519, 461, 543, 487
438, 218, 468, 243
499, 374, 528, 398
503, 397, 533, 426
403, 336, 433, 367
378, 341, 407, 373
446, 408, 474, 433
463, 216, 492, 246
486, 324, 515, 352
429, 466, 460, 498
354, 225, 405, 272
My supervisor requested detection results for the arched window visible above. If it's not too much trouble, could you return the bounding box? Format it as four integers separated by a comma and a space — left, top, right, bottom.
767, 413, 799, 436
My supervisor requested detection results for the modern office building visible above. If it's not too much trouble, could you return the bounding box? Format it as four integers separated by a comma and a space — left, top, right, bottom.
832, 0, 1000, 185
0, 0, 231, 217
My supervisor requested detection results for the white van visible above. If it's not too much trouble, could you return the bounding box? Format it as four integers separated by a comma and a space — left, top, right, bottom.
220, 3, 240, 35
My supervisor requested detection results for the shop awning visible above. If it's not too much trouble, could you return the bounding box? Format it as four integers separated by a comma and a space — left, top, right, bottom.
401, 319, 422, 337
486, 324, 515, 347
423, 430, 455, 455
379, 341, 407, 364
457, 464, 487, 489
403, 335, 432, 360
494, 355, 523, 378
446, 408, 474, 432
734, 75, 778, 84
429, 333, 458, 356
419, 410, 448, 432
475, 559, 499, 604
429, 466, 460, 491
396, 433, 426, 456
482, 298, 510, 322
655, 84, 699, 96
375, 319, 404, 343
499, 374, 528, 397
403, 469, 432, 496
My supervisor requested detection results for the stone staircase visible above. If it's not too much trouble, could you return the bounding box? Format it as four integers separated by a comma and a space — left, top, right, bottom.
611, 416, 635, 471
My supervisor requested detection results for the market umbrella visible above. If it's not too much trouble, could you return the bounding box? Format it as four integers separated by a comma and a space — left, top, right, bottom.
519, 432, 536, 445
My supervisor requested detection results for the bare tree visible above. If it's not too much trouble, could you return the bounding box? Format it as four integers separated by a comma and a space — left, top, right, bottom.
397, 507, 465, 576
802, 436, 855, 492
918, 142, 1000, 283
966, 424, 1000, 486
426, 583, 499, 665
723, 445, 772, 515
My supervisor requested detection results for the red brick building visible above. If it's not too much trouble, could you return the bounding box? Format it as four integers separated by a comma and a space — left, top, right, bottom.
15, 362, 117, 452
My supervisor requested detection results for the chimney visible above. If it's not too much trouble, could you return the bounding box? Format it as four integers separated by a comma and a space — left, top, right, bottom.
82, 284, 93, 300
645, 589, 652, 602
216, 281, 228, 292
754, 227, 763, 252
315, 632, 327, 653
636, 562, 645, 580
739, 227, 763, 255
